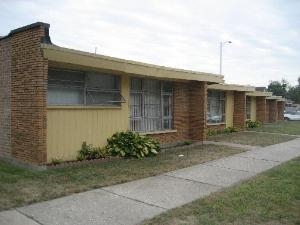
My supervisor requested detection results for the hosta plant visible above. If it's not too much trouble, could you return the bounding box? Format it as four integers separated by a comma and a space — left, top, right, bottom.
106, 131, 160, 158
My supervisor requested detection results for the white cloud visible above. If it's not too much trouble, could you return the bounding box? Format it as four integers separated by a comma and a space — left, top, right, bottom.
1, 0, 299, 86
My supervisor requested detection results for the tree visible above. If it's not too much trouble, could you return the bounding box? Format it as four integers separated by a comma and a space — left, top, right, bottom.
287, 76, 300, 104
267, 79, 289, 97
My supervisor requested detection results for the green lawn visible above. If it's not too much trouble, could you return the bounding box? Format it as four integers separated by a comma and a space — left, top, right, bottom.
141, 157, 300, 225
247, 121, 300, 135
208, 131, 296, 146
0, 144, 244, 211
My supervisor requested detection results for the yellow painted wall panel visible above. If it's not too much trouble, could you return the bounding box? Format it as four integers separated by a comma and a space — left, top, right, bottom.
47, 75, 129, 162
250, 96, 257, 121
225, 91, 234, 127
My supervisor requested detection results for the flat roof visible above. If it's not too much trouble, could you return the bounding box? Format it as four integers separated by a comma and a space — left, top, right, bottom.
266, 96, 285, 101
41, 44, 224, 83
208, 83, 255, 92
246, 91, 272, 97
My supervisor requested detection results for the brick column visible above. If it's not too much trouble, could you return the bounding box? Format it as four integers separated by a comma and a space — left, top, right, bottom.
189, 81, 207, 141
0, 37, 11, 159
277, 101, 284, 121
10, 23, 49, 164
256, 96, 267, 123
268, 100, 277, 122
233, 91, 246, 130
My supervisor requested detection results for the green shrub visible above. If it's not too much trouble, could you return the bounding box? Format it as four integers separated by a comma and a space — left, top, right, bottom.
207, 129, 217, 136
77, 141, 108, 161
224, 126, 238, 134
51, 158, 63, 165
183, 140, 193, 145
246, 120, 261, 128
106, 131, 160, 158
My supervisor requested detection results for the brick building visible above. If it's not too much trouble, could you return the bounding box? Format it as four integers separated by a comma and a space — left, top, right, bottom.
0, 22, 285, 166
0, 22, 225, 165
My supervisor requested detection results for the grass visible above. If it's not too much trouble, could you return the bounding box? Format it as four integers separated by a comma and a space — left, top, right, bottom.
0, 144, 244, 211
141, 157, 300, 225
208, 131, 296, 147
247, 121, 300, 135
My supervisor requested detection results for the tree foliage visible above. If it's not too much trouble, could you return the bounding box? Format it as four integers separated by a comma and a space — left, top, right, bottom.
286, 76, 300, 104
267, 79, 288, 97
267, 77, 300, 104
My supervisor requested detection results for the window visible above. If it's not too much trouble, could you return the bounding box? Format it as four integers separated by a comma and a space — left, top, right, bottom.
130, 78, 173, 132
47, 69, 123, 106
207, 90, 225, 123
246, 96, 251, 119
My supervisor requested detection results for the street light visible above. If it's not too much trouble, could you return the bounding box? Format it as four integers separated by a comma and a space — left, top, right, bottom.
220, 41, 232, 75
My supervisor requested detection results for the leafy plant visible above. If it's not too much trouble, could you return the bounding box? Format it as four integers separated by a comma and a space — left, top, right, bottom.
106, 131, 160, 158
224, 126, 238, 134
246, 120, 261, 128
77, 141, 108, 161
207, 129, 217, 136
183, 140, 193, 145
51, 158, 63, 165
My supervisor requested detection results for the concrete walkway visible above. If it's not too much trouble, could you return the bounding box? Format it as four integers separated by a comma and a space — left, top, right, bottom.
1, 138, 300, 225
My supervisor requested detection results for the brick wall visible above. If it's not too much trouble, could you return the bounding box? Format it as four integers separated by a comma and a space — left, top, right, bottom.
0, 37, 11, 159
149, 81, 207, 144
277, 101, 284, 121
189, 81, 207, 141
233, 91, 246, 130
256, 96, 267, 123
268, 99, 277, 122
266, 100, 270, 122
10, 24, 49, 164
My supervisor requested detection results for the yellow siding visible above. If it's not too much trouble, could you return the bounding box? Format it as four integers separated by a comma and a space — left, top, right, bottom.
47, 75, 129, 162
250, 96, 256, 121
225, 91, 234, 127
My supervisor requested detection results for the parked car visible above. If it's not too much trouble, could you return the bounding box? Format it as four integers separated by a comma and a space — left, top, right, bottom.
284, 111, 300, 121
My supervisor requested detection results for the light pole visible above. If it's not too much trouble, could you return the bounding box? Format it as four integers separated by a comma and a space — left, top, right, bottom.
220, 41, 232, 75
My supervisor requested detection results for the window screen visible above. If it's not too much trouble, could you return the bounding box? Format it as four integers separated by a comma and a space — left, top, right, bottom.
130, 78, 173, 132
207, 90, 225, 123
48, 69, 85, 105
47, 69, 123, 106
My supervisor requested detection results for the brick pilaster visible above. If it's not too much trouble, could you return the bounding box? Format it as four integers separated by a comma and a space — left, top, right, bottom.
233, 91, 246, 130
256, 96, 267, 123
268, 99, 278, 122
189, 81, 207, 141
277, 101, 284, 121
10, 24, 49, 164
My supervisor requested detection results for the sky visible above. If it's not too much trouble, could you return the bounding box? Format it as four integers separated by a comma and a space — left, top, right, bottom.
1, 0, 300, 87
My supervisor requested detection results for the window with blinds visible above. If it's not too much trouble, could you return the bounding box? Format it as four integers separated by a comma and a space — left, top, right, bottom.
130, 77, 173, 132
47, 69, 124, 106
207, 90, 225, 123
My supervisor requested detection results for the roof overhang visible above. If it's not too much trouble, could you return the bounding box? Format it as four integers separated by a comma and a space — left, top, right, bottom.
41, 44, 224, 83
246, 91, 272, 97
266, 96, 285, 101
208, 83, 255, 92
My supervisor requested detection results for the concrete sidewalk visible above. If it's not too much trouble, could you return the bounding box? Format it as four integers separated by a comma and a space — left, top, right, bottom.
1, 138, 300, 225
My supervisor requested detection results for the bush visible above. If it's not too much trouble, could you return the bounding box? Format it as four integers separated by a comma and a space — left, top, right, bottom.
77, 141, 108, 161
224, 126, 238, 134
207, 129, 217, 136
246, 120, 261, 128
106, 131, 160, 158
